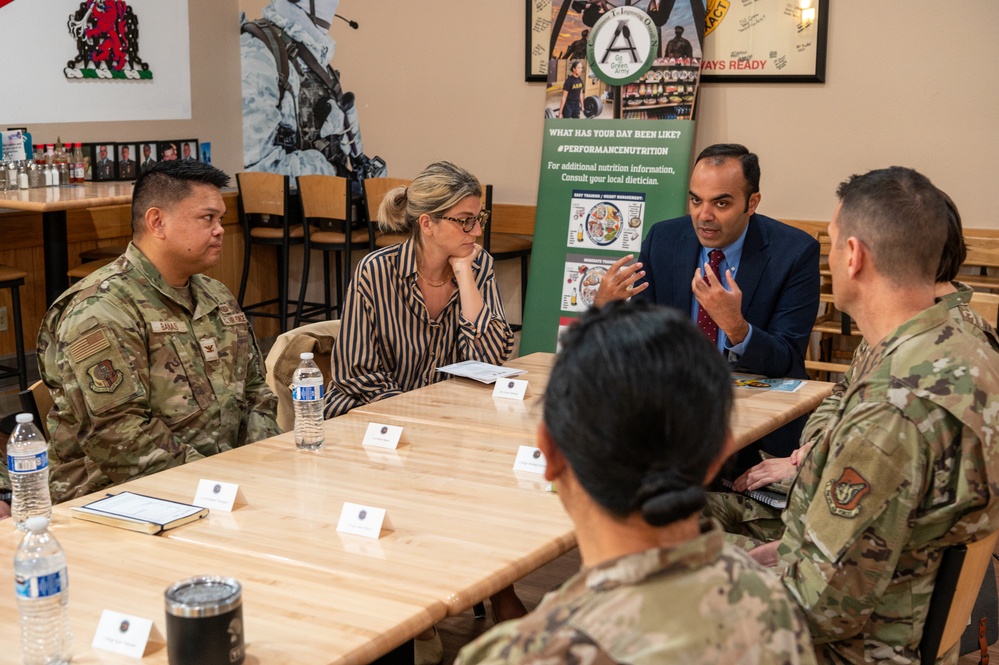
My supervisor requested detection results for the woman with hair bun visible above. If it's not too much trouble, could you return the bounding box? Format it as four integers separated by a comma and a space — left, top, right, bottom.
457, 302, 816, 665
326, 160, 514, 418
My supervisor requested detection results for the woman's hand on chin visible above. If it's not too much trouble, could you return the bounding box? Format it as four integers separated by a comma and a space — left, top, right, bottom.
449, 243, 482, 274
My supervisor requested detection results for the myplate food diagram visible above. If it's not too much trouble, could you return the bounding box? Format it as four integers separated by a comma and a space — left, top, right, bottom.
521, 0, 704, 354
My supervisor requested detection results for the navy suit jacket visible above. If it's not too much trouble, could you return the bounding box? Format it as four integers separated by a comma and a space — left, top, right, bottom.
634, 213, 820, 380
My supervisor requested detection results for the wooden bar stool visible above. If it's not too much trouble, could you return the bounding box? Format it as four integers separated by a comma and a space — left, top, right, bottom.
236, 172, 304, 334
295, 175, 369, 326
79, 245, 127, 263
68, 259, 115, 284
481, 186, 533, 327
362, 177, 412, 251
0, 264, 29, 391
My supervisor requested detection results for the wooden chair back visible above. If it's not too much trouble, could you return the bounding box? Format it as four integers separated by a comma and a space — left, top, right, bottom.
962, 236, 999, 293
298, 174, 349, 221
779, 218, 828, 239
363, 177, 412, 226
236, 171, 287, 217
920, 530, 999, 664
18, 380, 55, 439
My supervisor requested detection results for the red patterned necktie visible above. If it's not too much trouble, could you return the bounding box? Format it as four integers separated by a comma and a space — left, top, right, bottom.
696, 249, 725, 343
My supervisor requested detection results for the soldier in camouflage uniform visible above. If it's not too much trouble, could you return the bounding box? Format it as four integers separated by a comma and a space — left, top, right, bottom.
38, 160, 280, 504
457, 303, 815, 665
240, 0, 385, 182
706, 189, 999, 551
748, 168, 999, 664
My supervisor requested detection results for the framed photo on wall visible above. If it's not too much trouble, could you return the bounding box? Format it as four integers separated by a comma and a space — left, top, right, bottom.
526, 0, 553, 82
701, 0, 828, 83
117, 143, 138, 180
179, 139, 199, 162
81, 144, 96, 181
92, 142, 117, 182
138, 142, 158, 174
157, 141, 180, 162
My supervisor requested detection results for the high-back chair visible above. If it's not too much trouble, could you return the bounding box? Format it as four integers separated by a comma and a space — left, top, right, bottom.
295, 175, 369, 326
264, 320, 341, 432
18, 380, 55, 439
919, 531, 999, 664
0, 263, 28, 391
236, 172, 302, 334
363, 177, 412, 251
482, 192, 534, 326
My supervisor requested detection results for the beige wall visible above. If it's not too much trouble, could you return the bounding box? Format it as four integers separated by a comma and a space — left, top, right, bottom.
20, 2, 245, 182
28, 1, 996, 228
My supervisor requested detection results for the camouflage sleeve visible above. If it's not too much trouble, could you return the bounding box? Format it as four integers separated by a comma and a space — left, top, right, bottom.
799, 342, 866, 447
41, 298, 204, 492
455, 619, 618, 665
240, 32, 337, 176
777, 402, 922, 643
242, 326, 282, 440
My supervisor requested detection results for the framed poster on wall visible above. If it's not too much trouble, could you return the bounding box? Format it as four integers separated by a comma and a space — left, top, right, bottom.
526, 0, 553, 82
701, 0, 828, 83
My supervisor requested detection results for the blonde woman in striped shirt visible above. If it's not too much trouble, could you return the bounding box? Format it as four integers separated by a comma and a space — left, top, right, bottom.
327, 162, 523, 661
326, 161, 515, 418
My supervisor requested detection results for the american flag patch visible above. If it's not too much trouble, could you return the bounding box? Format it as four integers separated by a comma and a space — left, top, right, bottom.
68, 329, 110, 363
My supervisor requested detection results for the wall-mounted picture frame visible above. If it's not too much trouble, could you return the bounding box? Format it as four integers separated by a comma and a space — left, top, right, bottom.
179, 139, 199, 162
701, 0, 828, 83
526, 0, 553, 82
92, 142, 117, 182
158, 141, 180, 162
138, 142, 158, 174
117, 143, 138, 180
81, 144, 96, 182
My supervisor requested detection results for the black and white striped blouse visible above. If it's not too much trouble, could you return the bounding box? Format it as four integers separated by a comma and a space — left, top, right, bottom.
325, 238, 514, 418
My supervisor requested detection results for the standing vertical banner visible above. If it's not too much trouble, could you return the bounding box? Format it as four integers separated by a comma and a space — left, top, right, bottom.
521, 0, 706, 354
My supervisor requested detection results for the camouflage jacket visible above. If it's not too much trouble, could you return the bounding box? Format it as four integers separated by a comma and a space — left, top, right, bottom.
241, 1, 344, 177
38, 243, 280, 503
776, 300, 999, 664
801, 281, 999, 449
457, 519, 816, 665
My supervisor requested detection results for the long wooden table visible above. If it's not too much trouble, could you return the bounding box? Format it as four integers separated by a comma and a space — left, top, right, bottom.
354, 353, 834, 450
0, 182, 133, 303
0, 352, 830, 663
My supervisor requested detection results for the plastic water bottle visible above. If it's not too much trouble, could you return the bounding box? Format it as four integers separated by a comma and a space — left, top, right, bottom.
292, 352, 325, 450
7, 414, 52, 531
15, 516, 73, 665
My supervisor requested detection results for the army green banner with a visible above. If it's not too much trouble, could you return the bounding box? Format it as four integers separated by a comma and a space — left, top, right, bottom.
521, 0, 705, 354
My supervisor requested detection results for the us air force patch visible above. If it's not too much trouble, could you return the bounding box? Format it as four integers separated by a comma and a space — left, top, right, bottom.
87, 359, 123, 393
825, 467, 871, 518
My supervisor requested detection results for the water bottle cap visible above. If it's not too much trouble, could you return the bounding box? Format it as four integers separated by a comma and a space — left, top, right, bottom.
300, 352, 314, 360
25, 516, 50, 533
15, 413, 33, 424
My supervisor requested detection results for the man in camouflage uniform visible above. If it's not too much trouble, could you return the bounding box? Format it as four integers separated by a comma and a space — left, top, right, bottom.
457, 302, 815, 665
749, 167, 999, 664
240, 0, 385, 181
38, 160, 280, 503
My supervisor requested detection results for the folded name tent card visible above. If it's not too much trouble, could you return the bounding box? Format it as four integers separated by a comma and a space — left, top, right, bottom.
71, 491, 209, 535
436, 360, 527, 384
513, 445, 547, 475
362, 422, 403, 449
492, 378, 529, 400
193, 479, 243, 512
92, 609, 157, 658
336, 501, 392, 539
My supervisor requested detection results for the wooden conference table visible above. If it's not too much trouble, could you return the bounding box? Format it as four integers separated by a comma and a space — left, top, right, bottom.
0, 182, 133, 303
354, 353, 835, 451
0, 353, 832, 664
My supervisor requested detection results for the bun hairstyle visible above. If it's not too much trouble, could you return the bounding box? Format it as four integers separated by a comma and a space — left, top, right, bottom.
377, 161, 482, 240
543, 302, 732, 527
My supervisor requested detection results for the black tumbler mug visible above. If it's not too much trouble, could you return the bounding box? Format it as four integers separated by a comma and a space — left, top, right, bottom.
164, 576, 245, 665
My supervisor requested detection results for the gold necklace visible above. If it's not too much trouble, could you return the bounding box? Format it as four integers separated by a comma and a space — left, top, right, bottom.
417, 269, 451, 287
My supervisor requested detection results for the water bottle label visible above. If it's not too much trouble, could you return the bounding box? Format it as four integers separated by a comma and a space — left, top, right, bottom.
7, 450, 48, 474
15, 568, 67, 599
292, 384, 325, 401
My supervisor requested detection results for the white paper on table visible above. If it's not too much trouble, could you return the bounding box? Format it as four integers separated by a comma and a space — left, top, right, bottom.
436, 360, 526, 384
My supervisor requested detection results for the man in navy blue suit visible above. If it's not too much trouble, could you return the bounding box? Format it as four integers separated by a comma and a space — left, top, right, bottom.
595, 144, 820, 464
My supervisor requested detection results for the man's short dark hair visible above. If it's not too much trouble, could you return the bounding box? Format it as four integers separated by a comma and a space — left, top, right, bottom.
131, 160, 230, 235
695, 144, 761, 207
835, 166, 947, 285
544, 302, 732, 527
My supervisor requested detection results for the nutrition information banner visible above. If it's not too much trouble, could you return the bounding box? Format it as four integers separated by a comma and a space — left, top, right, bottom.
520, 0, 705, 354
